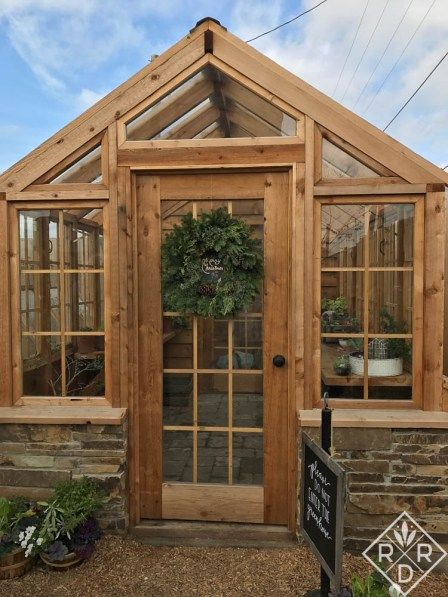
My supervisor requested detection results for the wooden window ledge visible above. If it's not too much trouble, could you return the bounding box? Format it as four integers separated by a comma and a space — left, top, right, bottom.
0, 405, 127, 425
299, 409, 448, 429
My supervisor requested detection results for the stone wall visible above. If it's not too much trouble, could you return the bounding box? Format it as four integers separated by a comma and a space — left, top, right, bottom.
0, 422, 128, 532
299, 426, 448, 553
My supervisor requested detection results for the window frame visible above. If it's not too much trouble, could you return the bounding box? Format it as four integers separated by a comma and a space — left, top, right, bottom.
9, 200, 110, 405
314, 195, 424, 409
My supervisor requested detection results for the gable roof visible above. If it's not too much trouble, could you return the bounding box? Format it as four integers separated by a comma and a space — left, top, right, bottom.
1, 17, 447, 192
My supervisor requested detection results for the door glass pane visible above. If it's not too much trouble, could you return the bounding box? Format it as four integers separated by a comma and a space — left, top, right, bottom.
233, 374, 263, 427
163, 316, 193, 369
163, 431, 193, 482
163, 373, 193, 426
198, 373, 228, 427
198, 432, 228, 484
233, 433, 263, 485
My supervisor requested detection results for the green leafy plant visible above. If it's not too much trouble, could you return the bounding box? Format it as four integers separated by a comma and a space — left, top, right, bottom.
52, 477, 104, 535
0, 497, 41, 558
379, 309, 411, 361
333, 355, 351, 375
321, 296, 361, 333
162, 208, 263, 318
350, 570, 390, 596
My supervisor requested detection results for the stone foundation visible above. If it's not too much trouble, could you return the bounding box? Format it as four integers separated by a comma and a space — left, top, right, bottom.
298, 426, 448, 554
0, 422, 128, 532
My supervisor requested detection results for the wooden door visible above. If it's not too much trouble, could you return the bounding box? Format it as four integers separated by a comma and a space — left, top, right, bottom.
136, 171, 290, 525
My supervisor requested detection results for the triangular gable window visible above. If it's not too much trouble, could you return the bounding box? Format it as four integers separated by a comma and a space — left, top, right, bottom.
49, 144, 102, 184
126, 65, 296, 140
322, 138, 379, 179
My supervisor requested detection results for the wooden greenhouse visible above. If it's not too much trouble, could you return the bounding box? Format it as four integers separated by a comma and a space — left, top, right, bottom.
0, 18, 447, 548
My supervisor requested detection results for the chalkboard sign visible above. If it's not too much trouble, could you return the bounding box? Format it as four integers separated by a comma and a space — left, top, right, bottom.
301, 433, 346, 588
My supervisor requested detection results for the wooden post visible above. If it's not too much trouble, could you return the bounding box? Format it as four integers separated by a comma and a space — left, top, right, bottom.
423, 184, 445, 411
0, 194, 12, 406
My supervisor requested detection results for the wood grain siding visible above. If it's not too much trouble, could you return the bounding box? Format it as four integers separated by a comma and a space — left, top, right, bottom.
136, 176, 163, 518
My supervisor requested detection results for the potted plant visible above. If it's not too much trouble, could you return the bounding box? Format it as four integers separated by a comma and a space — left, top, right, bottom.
37, 477, 104, 570
333, 355, 351, 376
348, 309, 411, 377
321, 296, 360, 343
0, 497, 39, 579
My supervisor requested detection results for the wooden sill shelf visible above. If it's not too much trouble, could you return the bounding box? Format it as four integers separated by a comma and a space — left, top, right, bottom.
298, 408, 448, 429
0, 405, 127, 425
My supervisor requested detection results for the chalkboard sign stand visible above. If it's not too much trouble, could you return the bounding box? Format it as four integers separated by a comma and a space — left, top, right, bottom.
303, 395, 345, 596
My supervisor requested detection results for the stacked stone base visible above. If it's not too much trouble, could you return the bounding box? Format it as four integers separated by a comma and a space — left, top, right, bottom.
299, 426, 448, 557
0, 423, 128, 532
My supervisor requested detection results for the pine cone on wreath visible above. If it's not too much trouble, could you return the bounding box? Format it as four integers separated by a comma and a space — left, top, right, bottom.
199, 283, 215, 297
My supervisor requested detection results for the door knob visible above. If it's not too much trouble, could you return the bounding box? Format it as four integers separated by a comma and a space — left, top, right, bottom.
272, 354, 286, 367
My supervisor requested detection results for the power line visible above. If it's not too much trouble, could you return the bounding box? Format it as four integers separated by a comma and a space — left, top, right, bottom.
245, 0, 330, 43
340, 0, 390, 101
363, 0, 437, 114
382, 49, 448, 131
443, 164, 448, 170
353, 0, 415, 109
332, 0, 371, 97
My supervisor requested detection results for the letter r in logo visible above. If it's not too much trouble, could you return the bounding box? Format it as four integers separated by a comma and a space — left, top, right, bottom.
378, 543, 393, 562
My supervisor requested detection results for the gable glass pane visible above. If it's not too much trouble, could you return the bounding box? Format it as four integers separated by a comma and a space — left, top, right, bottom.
126, 65, 296, 140
322, 138, 379, 179
50, 145, 102, 184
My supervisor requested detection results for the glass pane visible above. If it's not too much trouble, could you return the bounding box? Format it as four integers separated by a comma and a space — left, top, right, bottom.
321, 273, 364, 334
321, 204, 365, 267
163, 373, 193, 426
163, 431, 193, 482
20, 273, 60, 332
233, 433, 263, 485
64, 210, 104, 269
198, 374, 228, 427
198, 431, 228, 484
198, 318, 228, 370
65, 341, 105, 396
322, 138, 379, 179
19, 211, 59, 269
233, 374, 263, 428
321, 337, 364, 399
369, 271, 413, 335
126, 65, 295, 140
22, 336, 62, 396
233, 317, 262, 369
368, 341, 412, 400
369, 204, 414, 267
65, 273, 104, 331
50, 145, 102, 184
163, 316, 193, 369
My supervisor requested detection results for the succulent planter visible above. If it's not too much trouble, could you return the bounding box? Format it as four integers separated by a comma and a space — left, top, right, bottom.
349, 353, 403, 377
40, 551, 82, 570
0, 547, 31, 580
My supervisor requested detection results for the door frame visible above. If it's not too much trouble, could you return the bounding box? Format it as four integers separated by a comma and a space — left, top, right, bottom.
127, 165, 301, 532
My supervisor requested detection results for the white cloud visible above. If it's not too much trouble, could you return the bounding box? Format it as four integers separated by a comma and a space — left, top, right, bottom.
77, 88, 107, 111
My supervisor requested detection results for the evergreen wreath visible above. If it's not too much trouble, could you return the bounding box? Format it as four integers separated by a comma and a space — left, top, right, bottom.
162, 208, 263, 318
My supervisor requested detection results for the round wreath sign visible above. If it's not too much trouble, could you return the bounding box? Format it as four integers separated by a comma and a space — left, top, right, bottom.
162, 208, 263, 318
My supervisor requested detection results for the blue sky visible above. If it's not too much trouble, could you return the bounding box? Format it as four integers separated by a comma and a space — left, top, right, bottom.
1, 0, 447, 173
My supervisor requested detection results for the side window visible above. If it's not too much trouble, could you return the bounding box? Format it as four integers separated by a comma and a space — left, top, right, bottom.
320, 201, 420, 403
18, 208, 105, 398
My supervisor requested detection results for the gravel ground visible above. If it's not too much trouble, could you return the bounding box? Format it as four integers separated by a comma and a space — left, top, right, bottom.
3, 535, 448, 596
